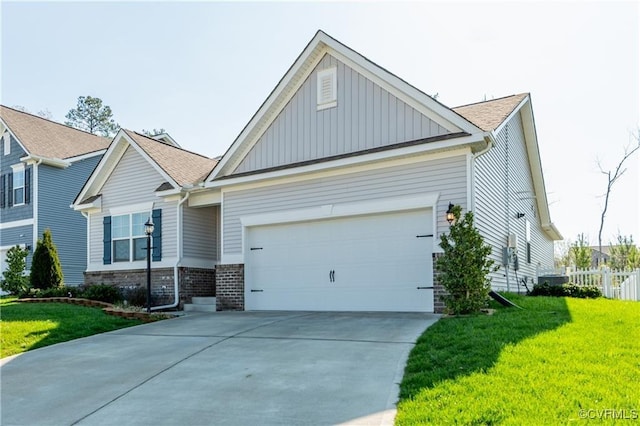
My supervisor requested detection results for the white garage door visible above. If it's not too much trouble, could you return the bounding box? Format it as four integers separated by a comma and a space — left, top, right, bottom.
245, 209, 434, 312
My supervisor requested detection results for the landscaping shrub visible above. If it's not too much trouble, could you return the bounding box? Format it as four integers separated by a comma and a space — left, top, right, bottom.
120, 286, 147, 307
1, 245, 30, 295
30, 229, 64, 290
80, 284, 123, 304
530, 282, 601, 299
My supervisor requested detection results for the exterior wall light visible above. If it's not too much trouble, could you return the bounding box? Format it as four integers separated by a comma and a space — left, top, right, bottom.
446, 202, 456, 225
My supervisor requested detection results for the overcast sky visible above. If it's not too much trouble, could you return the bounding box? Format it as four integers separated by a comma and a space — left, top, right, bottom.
2, 1, 638, 247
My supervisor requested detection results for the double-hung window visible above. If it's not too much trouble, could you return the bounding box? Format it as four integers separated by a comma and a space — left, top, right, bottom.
112, 212, 150, 262
12, 164, 25, 206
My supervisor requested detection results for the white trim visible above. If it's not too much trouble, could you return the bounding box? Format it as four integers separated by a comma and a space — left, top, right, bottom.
0, 243, 27, 251
0, 218, 34, 230
85, 258, 177, 272
65, 149, 108, 163
216, 146, 472, 194
21, 155, 70, 169
240, 194, 439, 227
10, 163, 25, 172
188, 190, 221, 207
32, 160, 40, 250
109, 202, 154, 216
178, 257, 218, 269
3, 131, 10, 155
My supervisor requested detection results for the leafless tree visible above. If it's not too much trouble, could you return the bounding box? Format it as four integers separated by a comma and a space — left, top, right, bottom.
597, 130, 640, 266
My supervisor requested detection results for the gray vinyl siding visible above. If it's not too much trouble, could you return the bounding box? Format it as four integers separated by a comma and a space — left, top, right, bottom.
183, 205, 219, 263
88, 146, 177, 265
234, 54, 451, 174
0, 134, 33, 223
0, 224, 33, 268
38, 156, 101, 285
474, 112, 554, 291
223, 155, 468, 256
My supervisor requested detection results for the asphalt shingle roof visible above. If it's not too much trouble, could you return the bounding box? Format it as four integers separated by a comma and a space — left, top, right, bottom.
123, 130, 218, 187
0, 105, 110, 159
452, 93, 528, 131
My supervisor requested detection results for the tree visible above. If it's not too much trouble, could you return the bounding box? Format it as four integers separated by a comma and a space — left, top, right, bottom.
597, 130, 640, 266
570, 233, 592, 269
609, 234, 640, 270
141, 128, 166, 137
436, 205, 498, 314
30, 229, 64, 290
1, 245, 30, 295
65, 96, 119, 136
554, 240, 572, 268
12, 105, 53, 120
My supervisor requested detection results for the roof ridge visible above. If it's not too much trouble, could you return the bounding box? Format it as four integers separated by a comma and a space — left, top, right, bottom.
127, 129, 215, 160
452, 93, 529, 110
0, 104, 108, 139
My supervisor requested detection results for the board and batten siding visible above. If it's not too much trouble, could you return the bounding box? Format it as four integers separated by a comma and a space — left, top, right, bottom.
473, 112, 554, 291
223, 155, 468, 257
39, 156, 102, 285
233, 54, 451, 174
183, 205, 219, 263
89, 146, 177, 266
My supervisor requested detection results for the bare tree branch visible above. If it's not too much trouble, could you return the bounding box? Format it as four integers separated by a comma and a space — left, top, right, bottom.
598, 130, 640, 266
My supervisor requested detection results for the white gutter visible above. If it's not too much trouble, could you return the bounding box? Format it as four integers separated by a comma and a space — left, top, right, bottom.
21, 154, 70, 169
151, 191, 190, 311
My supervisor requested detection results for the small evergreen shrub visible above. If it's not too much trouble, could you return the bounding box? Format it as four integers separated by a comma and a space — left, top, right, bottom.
120, 286, 147, 307
1, 245, 30, 295
530, 282, 601, 299
81, 284, 123, 304
30, 229, 64, 290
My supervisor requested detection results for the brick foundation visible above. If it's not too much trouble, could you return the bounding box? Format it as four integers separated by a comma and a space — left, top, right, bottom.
215, 263, 244, 311
432, 253, 448, 314
84, 267, 215, 309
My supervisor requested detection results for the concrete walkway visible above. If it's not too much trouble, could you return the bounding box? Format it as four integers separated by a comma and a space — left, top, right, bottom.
1, 311, 439, 426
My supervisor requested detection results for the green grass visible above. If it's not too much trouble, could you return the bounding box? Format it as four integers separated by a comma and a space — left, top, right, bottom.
0, 297, 142, 358
397, 295, 640, 425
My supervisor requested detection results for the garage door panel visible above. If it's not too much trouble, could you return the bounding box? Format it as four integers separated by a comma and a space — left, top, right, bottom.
245, 209, 434, 312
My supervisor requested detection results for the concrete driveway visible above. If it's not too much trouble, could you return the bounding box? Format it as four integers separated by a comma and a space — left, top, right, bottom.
0, 311, 439, 426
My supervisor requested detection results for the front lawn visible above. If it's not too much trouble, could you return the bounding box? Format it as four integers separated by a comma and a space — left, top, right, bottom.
0, 297, 142, 358
397, 295, 640, 424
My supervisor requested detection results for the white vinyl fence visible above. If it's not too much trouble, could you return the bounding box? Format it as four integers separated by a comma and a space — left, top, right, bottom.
537, 267, 640, 301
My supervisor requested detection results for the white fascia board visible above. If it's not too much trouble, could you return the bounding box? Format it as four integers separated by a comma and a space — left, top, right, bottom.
123, 132, 179, 189
0, 218, 34, 230
21, 154, 70, 169
72, 130, 126, 206
205, 134, 484, 190
207, 34, 327, 182
72, 196, 101, 213
519, 101, 561, 240
65, 149, 108, 163
493, 94, 530, 136
188, 189, 221, 207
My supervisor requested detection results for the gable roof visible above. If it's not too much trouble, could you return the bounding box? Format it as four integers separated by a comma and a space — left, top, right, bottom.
73, 129, 217, 207
452, 94, 529, 132
0, 105, 110, 160
206, 30, 485, 181
123, 130, 217, 187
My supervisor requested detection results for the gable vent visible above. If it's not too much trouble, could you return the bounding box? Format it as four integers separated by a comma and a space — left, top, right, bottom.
317, 67, 337, 110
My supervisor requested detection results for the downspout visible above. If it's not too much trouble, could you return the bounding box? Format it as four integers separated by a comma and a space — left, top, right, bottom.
31, 159, 43, 253
151, 191, 189, 311
81, 212, 90, 276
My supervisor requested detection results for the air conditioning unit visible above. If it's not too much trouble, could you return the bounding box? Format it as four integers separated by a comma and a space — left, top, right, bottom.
507, 233, 518, 248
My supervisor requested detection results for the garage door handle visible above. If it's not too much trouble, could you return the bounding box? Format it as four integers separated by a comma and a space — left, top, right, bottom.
251, 289, 264, 292
416, 234, 433, 238
417, 286, 434, 290
329, 270, 335, 282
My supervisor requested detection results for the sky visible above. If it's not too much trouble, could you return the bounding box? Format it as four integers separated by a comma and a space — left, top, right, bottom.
1, 1, 638, 247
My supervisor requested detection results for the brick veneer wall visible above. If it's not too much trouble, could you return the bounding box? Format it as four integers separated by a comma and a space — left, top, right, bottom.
432, 253, 448, 314
84, 267, 215, 309
215, 264, 244, 311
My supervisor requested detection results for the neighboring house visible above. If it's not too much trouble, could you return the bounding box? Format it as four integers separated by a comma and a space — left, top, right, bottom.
73, 129, 219, 308
74, 30, 562, 312
0, 106, 110, 285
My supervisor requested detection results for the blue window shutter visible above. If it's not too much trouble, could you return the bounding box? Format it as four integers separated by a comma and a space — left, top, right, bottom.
24, 167, 31, 204
0, 174, 5, 208
152, 209, 162, 261
7, 172, 13, 207
103, 216, 112, 264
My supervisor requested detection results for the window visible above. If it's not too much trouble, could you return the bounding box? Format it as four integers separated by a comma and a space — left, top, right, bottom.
3, 132, 10, 155
11, 165, 24, 206
112, 212, 150, 262
317, 67, 337, 110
